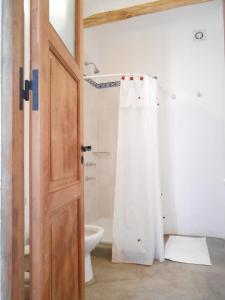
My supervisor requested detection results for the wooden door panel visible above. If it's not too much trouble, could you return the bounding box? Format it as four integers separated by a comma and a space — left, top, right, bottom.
49, 51, 79, 190
51, 202, 79, 300
30, 0, 84, 299
49, 184, 81, 212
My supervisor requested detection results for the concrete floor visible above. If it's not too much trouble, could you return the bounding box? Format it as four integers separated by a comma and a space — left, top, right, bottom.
86, 238, 225, 300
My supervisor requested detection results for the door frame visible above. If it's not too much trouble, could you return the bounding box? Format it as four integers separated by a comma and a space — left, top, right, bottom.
1, 0, 85, 299
1, 0, 24, 299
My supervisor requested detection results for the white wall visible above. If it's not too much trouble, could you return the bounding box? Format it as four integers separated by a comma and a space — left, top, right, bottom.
83, 81, 99, 223
84, 0, 157, 18
84, 0, 225, 238
96, 88, 119, 220
84, 81, 119, 223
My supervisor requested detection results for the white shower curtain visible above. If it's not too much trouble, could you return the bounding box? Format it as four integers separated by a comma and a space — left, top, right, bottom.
112, 75, 165, 265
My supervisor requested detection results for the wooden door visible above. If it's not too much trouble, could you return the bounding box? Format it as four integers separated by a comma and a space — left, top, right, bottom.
1, 0, 24, 299
30, 0, 84, 299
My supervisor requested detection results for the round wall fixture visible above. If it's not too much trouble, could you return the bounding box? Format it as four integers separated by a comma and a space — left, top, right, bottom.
195, 31, 204, 40
193, 30, 206, 41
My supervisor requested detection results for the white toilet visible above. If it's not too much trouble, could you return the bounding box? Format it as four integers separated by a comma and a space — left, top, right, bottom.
85, 225, 104, 283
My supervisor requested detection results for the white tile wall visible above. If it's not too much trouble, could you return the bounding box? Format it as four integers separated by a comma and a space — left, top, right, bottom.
84, 82, 119, 223
97, 88, 119, 220
84, 82, 99, 223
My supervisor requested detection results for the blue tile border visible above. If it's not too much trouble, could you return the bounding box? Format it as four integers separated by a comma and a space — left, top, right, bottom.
85, 78, 121, 89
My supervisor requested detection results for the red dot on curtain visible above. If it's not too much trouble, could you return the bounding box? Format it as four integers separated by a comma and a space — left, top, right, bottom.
121, 76, 125, 80
140, 76, 144, 80
130, 77, 134, 80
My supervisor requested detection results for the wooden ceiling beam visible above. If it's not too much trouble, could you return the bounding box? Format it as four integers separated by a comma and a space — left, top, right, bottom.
84, 0, 214, 28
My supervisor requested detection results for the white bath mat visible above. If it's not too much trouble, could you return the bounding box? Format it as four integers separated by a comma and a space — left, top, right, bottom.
165, 235, 211, 265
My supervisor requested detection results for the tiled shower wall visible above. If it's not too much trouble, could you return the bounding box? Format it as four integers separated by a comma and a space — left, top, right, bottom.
84, 82, 119, 223
84, 82, 99, 223
96, 88, 119, 220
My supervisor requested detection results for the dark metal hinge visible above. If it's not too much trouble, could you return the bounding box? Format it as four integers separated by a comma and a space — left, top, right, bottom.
23, 79, 33, 101
19, 67, 39, 111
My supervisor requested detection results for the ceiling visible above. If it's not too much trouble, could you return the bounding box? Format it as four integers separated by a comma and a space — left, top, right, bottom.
84, 0, 159, 17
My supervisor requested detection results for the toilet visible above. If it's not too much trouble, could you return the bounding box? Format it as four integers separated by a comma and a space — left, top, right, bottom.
85, 225, 104, 283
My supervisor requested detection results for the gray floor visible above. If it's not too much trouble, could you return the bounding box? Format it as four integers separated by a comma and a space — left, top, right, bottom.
86, 238, 225, 300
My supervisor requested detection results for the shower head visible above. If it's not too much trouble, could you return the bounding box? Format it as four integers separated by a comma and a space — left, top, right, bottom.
84, 61, 100, 74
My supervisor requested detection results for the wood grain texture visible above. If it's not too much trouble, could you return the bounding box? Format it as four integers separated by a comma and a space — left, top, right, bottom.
84, 0, 214, 28
51, 202, 79, 300
12, 1, 24, 298
30, 0, 84, 299
1, 0, 24, 299
50, 52, 78, 184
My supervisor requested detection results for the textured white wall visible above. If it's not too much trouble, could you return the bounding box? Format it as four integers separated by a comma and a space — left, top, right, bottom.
84, 0, 225, 238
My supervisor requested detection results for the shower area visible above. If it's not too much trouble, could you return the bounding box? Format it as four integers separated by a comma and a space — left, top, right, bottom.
84, 70, 119, 244
83, 63, 165, 266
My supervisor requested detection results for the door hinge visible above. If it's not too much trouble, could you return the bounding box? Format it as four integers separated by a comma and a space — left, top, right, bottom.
19, 67, 39, 111
23, 79, 33, 101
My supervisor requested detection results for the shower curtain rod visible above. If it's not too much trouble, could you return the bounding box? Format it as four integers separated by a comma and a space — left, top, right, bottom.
83, 73, 157, 79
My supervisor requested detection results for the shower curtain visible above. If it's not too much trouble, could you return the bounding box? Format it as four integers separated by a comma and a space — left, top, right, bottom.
112, 75, 165, 265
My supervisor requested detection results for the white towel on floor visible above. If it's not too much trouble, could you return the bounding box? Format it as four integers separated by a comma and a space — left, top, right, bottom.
165, 235, 211, 266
